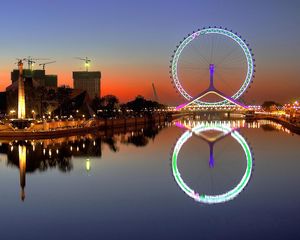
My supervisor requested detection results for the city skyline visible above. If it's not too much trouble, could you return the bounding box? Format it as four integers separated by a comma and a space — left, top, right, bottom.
0, 0, 299, 105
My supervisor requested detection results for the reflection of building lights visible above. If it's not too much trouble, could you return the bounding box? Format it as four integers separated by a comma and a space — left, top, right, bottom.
86, 159, 91, 172
19, 145, 26, 201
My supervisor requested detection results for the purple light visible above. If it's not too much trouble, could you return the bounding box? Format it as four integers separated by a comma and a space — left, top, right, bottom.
209, 64, 215, 75
176, 103, 187, 110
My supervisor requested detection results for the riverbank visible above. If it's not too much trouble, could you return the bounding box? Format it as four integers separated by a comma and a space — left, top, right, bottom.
0, 114, 169, 140
254, 114, 300, 134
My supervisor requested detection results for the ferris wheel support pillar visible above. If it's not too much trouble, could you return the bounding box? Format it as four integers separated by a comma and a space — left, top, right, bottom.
176, 64, 248, 110
209, 64, 215, 90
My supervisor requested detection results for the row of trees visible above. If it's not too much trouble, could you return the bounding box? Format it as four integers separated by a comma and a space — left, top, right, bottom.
91, 95, 165, 117
30, 83, 165, 118
261, 101, 283, 111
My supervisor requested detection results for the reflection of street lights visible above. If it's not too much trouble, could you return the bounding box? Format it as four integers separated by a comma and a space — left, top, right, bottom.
86, 158, 91, 172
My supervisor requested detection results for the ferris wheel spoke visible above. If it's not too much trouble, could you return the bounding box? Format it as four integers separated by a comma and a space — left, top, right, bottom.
190, 44, 210, 65
180, 57, 208, 68
217, 66, 245, 70
215, 44, 240, 66
213, 34, 220, 63
210, 35, 216, 64
217, 58, 246, 69
215, 72, 236, 94
209, 169, 215, 195
181, 65, 208, 71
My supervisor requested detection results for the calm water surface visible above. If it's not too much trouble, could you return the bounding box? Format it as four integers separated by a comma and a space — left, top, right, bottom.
0, 118, 299, 239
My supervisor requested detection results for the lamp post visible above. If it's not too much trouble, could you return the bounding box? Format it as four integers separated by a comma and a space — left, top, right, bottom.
10, 109, 16, 119
31, 110, 36, 119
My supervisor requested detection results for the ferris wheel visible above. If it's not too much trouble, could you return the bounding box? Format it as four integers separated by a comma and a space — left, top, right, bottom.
170, 27, 255, 109
171, 122, 254, 204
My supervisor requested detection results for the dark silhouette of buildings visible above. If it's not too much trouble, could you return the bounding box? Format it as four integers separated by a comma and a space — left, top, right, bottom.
11, 69, 57, 88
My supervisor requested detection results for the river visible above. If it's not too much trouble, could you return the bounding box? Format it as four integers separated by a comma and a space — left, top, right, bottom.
0, 117, 299, 239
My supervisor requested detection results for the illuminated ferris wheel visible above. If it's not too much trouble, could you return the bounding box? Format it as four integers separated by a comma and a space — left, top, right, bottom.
170, 27, 255, 109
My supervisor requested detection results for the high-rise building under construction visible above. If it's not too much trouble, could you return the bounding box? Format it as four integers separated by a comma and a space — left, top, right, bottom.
73, 71, 101, 98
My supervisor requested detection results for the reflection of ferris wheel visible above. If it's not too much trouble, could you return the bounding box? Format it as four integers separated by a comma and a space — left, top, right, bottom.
171, 122, 254, 204
170, 27, 255, 109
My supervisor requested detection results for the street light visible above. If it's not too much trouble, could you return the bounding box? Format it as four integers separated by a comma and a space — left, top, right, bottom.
9, 109, 16, 119
31, 110, 36, 119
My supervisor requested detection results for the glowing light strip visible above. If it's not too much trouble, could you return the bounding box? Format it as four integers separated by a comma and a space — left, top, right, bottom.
176, 90, 248, 110
172, 122, 253, 204
171, 27, 254, 106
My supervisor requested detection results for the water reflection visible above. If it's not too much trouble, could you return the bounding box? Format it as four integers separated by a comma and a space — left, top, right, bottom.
171, 120, 254, 204
0, 124, 164, 201
19, 145, 26, 201
176, 117, 293, 134
0, 118, 294, 203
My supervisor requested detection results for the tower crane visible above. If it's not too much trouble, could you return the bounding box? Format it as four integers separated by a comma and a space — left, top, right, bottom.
152, 82, 159, 102
75, 57, 91, 71
23, 56, 49, 71
39, 61, 56, 70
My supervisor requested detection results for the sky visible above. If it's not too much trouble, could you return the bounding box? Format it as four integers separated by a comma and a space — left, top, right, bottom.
0, 0, 299, 105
